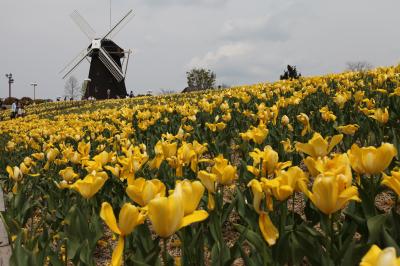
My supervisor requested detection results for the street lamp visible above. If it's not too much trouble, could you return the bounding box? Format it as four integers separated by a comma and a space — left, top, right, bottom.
30, 83, 38, 102
5, 73, 14, 98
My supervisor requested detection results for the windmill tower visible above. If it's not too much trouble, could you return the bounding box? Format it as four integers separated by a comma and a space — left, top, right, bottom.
60, 10, 134, 99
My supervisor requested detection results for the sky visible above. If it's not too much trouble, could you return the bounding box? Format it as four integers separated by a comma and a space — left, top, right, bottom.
1, 0, 400, 99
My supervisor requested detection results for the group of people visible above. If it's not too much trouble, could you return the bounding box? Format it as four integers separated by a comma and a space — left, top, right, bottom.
11, 100, 25, 118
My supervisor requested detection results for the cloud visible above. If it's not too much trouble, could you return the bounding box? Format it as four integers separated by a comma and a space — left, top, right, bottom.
220, 16, 290, 42
188, 42, 253, 68
138, 0, 230, 8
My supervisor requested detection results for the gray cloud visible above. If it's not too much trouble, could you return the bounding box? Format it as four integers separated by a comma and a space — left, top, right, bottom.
1, 0, 400, 99
138, 0, 230, 8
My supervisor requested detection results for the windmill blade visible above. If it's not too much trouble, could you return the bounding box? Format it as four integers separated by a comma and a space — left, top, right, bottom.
62, 49, 92, 79
70, 10, 96, 40
108, 12, 135, 40
98, 47, 124, 82
59, 47, 90, 75
102, 10, 134, 40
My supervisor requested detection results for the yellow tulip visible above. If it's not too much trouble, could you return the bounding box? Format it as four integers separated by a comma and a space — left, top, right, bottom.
319, 106, 337, 122
382, 171, 400, 197
301, 174, 360, 215
6, 141, 15, 151
296, 113, 311, 136
247, 179, 278, 245
347, 143, 397, 175
280, 138, 294, 152
118, 145, 149, 181
205, 122, 226, 132
44, 148, 60, 170
240, 122, 269, 144
147, 183, 208, 238
100, 202, 146, 266
59, 167, 78, 182
304, 153, 352, 185
360, 245, 400, 266
336, 124, 360, 135
198, 170, 217, 210
31, 152, 44, 161
248, 146, 291, 177
78, 141, 91, 159
70, 171, 108, 199
369, 108, 389, 124
149, 140, 177, 169
211, 155, 237, 185
262, 166, 308, 201
295, 133, 343, 158
19, 162, 30, 175
6, 166, 23, 193
333, 92, 350, 109
177, 180, 205, 215
281, 115, 290, 126
126, 178, 166, 207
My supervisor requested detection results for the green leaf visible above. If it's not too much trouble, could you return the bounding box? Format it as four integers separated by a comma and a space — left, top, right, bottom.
383, 228, 400, 254
233, 224, 271, 264
367, 214, 387, 244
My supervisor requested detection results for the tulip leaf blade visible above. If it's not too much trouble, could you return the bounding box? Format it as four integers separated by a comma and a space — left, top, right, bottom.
366, 214, 387, 244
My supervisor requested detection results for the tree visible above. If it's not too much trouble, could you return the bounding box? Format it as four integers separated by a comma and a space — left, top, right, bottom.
346, 61, 373, 72
186, 68, 216, 91
64, 76, 80, 100
280, 65, 301, 80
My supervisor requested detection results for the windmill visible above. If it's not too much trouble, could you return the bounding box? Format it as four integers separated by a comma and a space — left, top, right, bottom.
60, 9, 134, 99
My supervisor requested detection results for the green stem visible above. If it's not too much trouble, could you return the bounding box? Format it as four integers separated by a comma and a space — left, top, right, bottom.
292, 193, 295, 223
329, 215, 334, 259
162, 237, 169, 266
65, 237, 68, 266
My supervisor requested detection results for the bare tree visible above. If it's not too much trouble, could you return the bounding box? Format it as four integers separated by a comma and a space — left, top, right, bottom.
346, 61, 373, 72
64, 76, 80, 100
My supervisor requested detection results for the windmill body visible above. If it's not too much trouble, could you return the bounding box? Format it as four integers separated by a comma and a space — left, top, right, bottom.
60, 10, 134, 100
86, 39, 127, 99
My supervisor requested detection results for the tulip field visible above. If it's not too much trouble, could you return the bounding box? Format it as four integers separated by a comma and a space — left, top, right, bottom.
1, 65, 400, 265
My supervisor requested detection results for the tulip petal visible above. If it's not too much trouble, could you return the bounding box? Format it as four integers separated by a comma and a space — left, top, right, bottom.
118, 203, 141, 236
100, 202, 121, 235
295, 143, 316, 158
360, 245, 382, 265
259, 212, 278, 246
111, 236, 124, 266
180, 210, 209, 229
207, 192, 215, 210
327, 134, 343, 154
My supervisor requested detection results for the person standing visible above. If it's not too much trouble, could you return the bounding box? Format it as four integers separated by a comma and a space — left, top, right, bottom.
11, 100, 17, 118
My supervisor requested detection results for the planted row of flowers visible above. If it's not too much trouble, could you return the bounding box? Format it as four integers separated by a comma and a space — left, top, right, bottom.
1, 65, 400, 265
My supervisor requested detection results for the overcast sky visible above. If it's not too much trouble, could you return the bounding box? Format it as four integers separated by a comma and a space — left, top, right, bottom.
1, 0, 400, 99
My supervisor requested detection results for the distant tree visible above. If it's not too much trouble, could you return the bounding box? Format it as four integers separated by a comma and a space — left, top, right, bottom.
160, 89, 175, 95
64, 76, 80, 100
186, 68, 216, 91
217, 83, 230, 89
20, 97, 33, 106
80, 80, 91, 99
346, 61, 373, 72
280, 65, 301, 80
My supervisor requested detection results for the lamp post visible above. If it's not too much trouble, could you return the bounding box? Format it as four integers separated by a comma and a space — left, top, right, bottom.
30, 83, 38, 102
5, 73, 14, 98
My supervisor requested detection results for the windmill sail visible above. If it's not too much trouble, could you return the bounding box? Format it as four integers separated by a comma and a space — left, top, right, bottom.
102, 10, 134, 40
70, 10, 97, 40
62, 50, 92, 79
98, 47, 124, 82
59, 47, 90, 75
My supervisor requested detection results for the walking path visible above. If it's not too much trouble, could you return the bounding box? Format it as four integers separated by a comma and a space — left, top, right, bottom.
0, 189, 11, 266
